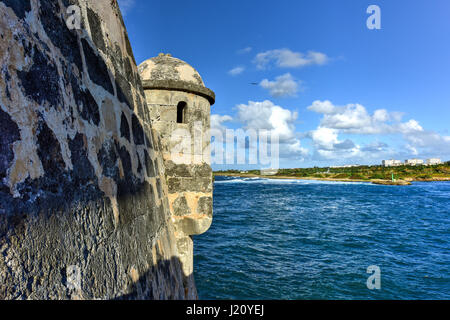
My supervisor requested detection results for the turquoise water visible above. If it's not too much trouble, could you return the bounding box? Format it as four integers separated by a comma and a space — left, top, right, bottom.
194, 176, 450, 299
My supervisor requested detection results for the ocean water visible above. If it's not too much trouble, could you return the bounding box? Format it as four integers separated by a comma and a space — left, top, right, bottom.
193, 176, 450, 299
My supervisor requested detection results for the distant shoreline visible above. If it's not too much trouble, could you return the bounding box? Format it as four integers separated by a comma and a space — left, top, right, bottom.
214, 172, 450, 185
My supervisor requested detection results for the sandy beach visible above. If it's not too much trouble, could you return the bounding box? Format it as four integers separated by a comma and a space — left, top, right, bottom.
214, 172, 450, 185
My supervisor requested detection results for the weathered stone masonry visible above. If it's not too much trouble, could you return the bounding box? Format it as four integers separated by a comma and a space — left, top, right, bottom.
0, 0, 212, 299
139, 53, 215, 280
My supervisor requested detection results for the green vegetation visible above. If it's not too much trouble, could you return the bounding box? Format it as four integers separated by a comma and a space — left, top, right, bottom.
214, 161, 450, 182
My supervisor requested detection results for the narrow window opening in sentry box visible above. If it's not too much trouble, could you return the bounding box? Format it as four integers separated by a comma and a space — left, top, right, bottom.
177, 101, 187, 123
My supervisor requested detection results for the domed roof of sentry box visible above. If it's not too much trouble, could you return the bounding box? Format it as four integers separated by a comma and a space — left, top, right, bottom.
138, 53, 215, 105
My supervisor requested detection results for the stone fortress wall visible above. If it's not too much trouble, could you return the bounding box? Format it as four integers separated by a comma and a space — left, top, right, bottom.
0, 0, 212, 299
139, 54, 214, 282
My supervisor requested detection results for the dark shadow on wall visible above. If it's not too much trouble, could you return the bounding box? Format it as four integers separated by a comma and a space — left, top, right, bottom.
116, 256, 197, 300
0, 0, 193, 300
0, 0, 158, 243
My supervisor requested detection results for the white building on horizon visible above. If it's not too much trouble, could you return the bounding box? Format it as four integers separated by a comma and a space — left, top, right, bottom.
405, 158, 424, 166
426, 158, 442, 165
382, 159, 402, 167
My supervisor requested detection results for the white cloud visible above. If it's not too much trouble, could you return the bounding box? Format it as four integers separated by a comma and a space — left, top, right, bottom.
403, 130, 450, 154
237, 47, 252, 54
315, 147, 362, 160
308, 127, 360, 159
307, 100, 335, 114
254, 49, 329, 69
307, 100, 450, 161
237, 100, 296, 141
398, 119, 424, 133
211, 114, 233, 132
307, 100, 421, 135
117, 0, 136, 16
259, 73, 301, 98
282, 140, 308, 156
236, 100, 308, 157
228, 66, 245, 76
406, 144, 419, 156
320, 104, 373, 132
390, 112, 405, 122
309, 127, 340, 150
306, 128, 359, 161
210, 114, 233, 145
373, 109, 389, 122
361, 141, 389, 153
213, 99, 450, 166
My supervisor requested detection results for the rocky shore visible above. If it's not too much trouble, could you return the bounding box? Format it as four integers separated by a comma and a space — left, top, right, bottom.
371, 179, 412, 186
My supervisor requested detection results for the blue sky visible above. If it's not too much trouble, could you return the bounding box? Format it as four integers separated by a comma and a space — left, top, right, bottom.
119, 0, 450, 169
